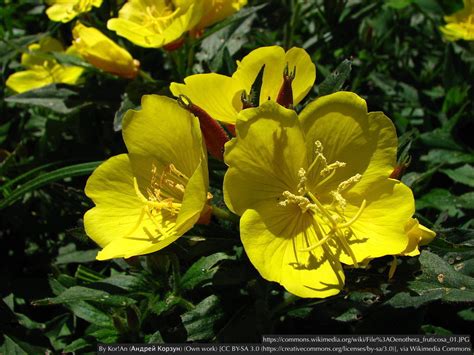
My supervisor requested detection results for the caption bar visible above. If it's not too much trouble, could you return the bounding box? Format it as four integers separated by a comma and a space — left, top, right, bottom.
98, 334, 472, 354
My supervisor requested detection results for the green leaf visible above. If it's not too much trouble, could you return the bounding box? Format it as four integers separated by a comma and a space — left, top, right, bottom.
0, 161, 101, 210
180, 252, 232, 291
32, 286, 135, 307
421, 324, 453, 335
113, 93, 137, 132
417, 190, 474, 216
441, 164, 474, 187
151, 293, 182, 317
4, 84, 90, 114
55, 249, 98, 265
51, 52, 91, 68
146, 331, 164, 344
96, 274, 145, 292
200, 14, 255, 73
318, 59, 352, 96
86, 326, 119, 342
387, 290, 443, 308
181, 295, 225, 341
0, 161, 62, 197
2, 335, 48, 355
385, 0, 413, 9
388, 251, 474, 308
421, 149, 474, 166
457, 307, 474, 321
63, 338, 92, 353
68, 301, 112, 326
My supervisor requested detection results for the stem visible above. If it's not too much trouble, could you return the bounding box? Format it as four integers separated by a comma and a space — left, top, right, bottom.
177, 296, 196, 311
211, 205, 240, 224
185, 39, 196, 76
138, 70, 156, 83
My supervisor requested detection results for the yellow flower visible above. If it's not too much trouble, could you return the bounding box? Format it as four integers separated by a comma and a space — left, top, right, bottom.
72, 22, 140, 79
223, 92, 423, 298
84, 95, 210, 260
170, 46, 316, 125
6, 37, 84, 94
46, 0, 103, 23
193, 0, 247, 33
440, 0, 474, 41
107, 0, 203, 48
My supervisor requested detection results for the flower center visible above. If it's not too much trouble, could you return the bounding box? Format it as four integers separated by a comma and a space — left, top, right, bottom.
143, 1, 180, 34
126, 163, 189, 239
278, 141, 366, 267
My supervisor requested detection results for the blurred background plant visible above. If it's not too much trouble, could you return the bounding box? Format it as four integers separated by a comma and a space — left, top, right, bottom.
1, 0, 473, 352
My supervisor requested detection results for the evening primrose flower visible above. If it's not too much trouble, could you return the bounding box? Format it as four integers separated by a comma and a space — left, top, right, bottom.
192, 0, 248, 34
440, 0, 474, 41
84, 95, 209, 260
224, 92, 422, 298
170, 46, 316, 124
6, 37, 84, 94
46, 0, 103, 23
107, 0, 203, 48
72, 22, 140, 79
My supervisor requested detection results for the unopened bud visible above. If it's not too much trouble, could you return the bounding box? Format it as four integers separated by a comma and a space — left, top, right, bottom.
389, 156, 411, 179
276, 63, 296, 109
177, 95, 229, 160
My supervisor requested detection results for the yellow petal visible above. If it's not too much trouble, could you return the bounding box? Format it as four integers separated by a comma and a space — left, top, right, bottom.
46, 0, 103, 23
232, 46, 315, 106
337, 180, 414, 264
46, 2, 78, 23
170, 73, 242, 124
418, 223, 436, 246
73, 22, 139, 79
300, 91, 397, 196
240, 206, 345, 298
6, 68, 55, 93
50, 64, 84, 85
122, 95, 204, 179
224, 101, 307, 215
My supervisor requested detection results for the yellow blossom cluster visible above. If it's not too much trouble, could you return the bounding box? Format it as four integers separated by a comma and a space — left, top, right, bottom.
83, 45, 435, 298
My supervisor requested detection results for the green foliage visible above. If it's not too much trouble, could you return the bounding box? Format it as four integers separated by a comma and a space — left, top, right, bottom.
1, 0, 473, 351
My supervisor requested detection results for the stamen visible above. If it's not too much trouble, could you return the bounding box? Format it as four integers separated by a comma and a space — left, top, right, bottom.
337, 173, 362, 192
321, 161, 346, 177
299, 231, 333, 252
388, 256, 398, 280
279, 190, 316, 213
338, 200, 367, 229
335, 229, 359, 267
134, 177, 149, 204
297, 168, 307, 194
